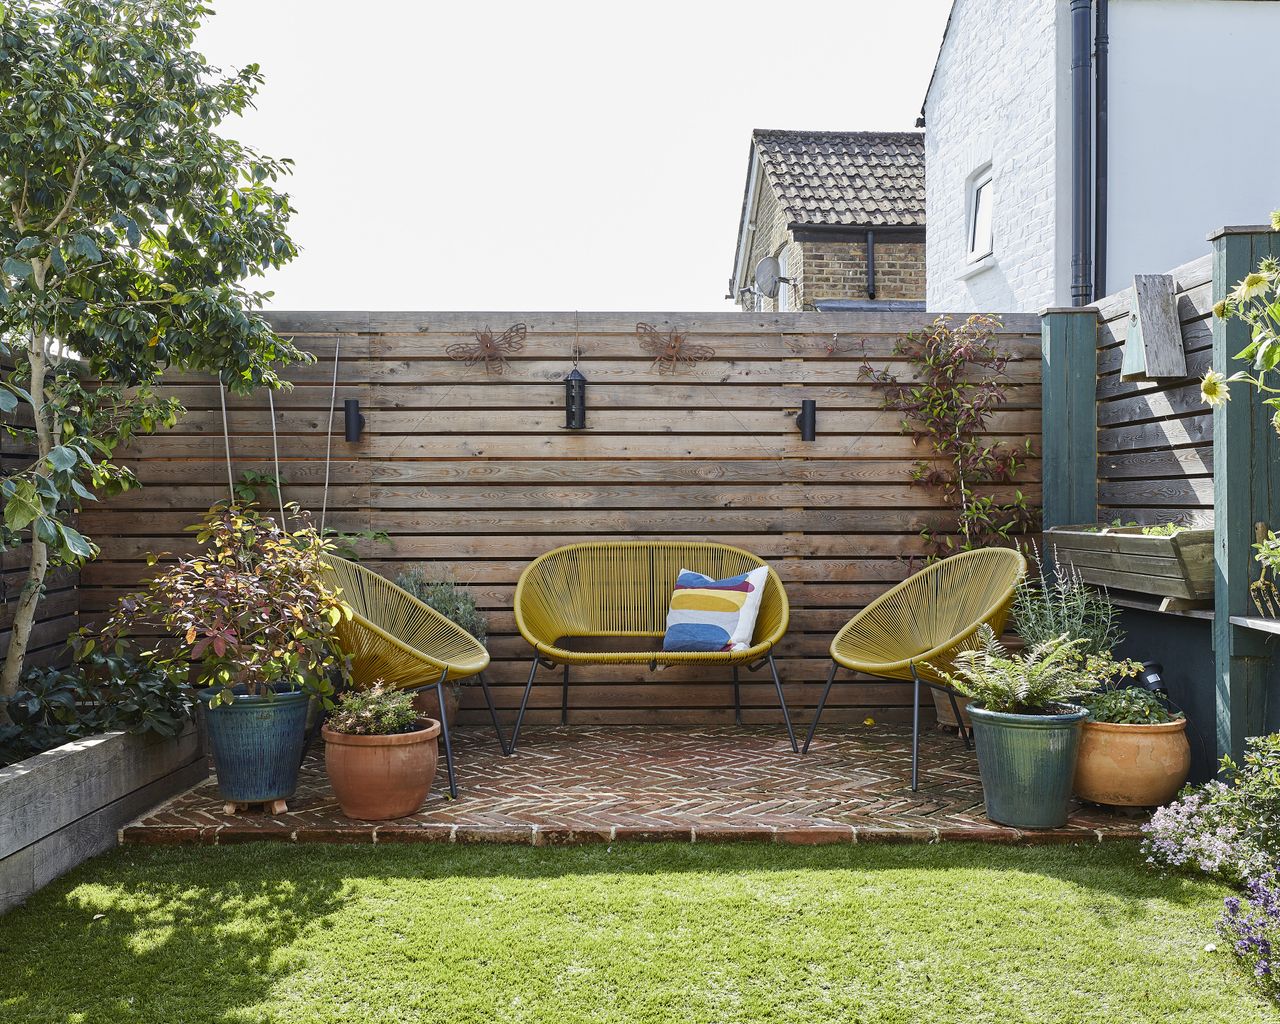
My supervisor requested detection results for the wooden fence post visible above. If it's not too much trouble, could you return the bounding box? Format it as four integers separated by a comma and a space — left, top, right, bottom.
1040, 307, 1098, 529
1211, 226, 1280, 761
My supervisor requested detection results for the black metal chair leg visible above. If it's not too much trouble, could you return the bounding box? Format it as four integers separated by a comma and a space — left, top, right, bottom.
509, 657, 539, 754
802, 661, 839, 754
945, 687, 972, 750
561, 664, 570, 726
732, 666, 742, 726
767, 653, 799, 753
435, 674, 458, 799
476, 671, 509, 755
910, 663, 922, 792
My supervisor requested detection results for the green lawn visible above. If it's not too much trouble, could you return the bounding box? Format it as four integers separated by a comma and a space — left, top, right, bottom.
0, 842, 1272, 1023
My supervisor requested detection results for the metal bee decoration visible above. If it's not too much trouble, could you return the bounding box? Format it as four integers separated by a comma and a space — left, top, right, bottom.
447, 322, 527, 375
635, 322, 715, 374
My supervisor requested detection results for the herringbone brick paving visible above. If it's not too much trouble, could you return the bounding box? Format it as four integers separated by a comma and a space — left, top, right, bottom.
122, 725, 1145, 845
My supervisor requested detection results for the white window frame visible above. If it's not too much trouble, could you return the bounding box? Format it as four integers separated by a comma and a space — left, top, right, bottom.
965, 165, 994, 264
776, 249, 791, 311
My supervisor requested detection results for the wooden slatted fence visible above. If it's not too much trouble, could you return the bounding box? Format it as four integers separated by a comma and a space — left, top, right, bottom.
80, 311, 1041, 727
1095, 255, 1214, 527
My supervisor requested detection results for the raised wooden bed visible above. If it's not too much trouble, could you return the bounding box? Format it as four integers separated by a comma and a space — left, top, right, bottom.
0, 725, 206, 913
1045, 525, 1213, 602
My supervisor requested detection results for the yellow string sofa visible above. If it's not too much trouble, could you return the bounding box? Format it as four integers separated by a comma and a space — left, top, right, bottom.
322, 554, 508, 798
802, 547, 1027, 791
511, 540, 796, 752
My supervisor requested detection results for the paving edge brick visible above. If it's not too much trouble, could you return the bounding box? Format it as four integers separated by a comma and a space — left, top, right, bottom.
119, 823, 1145, 846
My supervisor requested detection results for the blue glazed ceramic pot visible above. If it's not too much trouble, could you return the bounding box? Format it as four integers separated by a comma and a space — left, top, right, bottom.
967, 703, 1088, 829
200, 688, 310, 804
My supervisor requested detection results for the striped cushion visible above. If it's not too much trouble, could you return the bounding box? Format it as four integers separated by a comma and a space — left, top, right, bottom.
661, 566, 769, 653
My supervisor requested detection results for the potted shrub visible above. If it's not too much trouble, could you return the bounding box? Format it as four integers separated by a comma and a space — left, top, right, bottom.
102, 503, 349, 812
322, 683, 441, 820
1075, 688, 1190, 807
1012, 559, 1191, 806
393, 570, 488, 725
932, 627, 1138, 829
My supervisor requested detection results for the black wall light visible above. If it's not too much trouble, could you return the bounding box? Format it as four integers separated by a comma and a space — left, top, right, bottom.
796, 399, 816, 442
344, 398, 365, 442
563, 367, 587, 429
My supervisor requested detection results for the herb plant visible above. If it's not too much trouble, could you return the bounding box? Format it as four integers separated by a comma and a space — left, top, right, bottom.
1084, 688, 1181, 725
861, 314, 1037, 558
1219, 872, 1280, 1003
1013, 557, 1123, 658
100, 503, 350, 707
327, 684, 419, 736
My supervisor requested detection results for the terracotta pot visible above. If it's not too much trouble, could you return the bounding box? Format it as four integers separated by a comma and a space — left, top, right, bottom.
413, 686, 460, 727
931, 686, 972, 730
322, 719, 441, 820
1073, 718, 1191, 807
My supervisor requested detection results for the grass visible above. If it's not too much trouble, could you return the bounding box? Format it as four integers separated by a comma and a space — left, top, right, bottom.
0, 841, 1271, 1023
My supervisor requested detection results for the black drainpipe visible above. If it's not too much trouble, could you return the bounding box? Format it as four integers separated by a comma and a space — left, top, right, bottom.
865, 230, 876, 300
1093, 0, 1109, 301
1070, 0, 1093, 306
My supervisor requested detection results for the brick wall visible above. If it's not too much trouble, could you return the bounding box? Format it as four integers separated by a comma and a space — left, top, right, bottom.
923, 0, 1071, 312
737, 178, 925, 311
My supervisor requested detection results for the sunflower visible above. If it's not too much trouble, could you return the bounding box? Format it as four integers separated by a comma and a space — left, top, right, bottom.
1271, 209, 1280, 232
1201, 369, 1232, 407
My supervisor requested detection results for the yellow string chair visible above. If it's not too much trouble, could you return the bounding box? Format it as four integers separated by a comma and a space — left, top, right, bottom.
802, 547, 1027, 791
511, 540, 795, 752
322, 555, 506, 798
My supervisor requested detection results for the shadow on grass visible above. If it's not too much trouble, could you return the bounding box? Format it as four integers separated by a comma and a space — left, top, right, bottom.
0, 840, 1221, 1024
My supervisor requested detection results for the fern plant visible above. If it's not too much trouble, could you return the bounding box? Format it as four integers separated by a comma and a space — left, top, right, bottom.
930, 626, 1139, 715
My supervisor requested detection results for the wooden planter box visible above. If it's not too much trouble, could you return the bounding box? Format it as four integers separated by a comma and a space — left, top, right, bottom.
1045, 525, 1214, 602
0, 725, 206, 913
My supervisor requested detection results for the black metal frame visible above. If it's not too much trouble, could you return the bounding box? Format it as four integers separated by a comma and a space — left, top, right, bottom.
403, 668, 509, 799
801, 661, 971, 792
508, 652, 798, 754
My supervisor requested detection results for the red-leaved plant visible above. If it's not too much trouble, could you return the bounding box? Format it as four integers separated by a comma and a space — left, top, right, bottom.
102, 503, 350, 707
861, 314, 1038, 558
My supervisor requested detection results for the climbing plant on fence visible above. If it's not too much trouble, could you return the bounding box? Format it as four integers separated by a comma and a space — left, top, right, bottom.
861, 313, 1038, 558
0, 0, 302, 717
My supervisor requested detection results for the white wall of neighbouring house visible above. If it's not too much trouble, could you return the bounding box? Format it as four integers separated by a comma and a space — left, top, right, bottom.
1105, 0, 1280, 295
924, 0, 1073, 313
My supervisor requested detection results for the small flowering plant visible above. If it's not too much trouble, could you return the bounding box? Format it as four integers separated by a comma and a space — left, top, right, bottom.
1143, 732, 1280, 885
1219, 872, 1280, 1003
326, 684, 419, 736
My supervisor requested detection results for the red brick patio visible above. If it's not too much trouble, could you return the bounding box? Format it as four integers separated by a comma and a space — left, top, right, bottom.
121, 725, 1146, 845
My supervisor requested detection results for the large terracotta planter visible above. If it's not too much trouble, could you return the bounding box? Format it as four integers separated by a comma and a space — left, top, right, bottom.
323, 719, 441, 820
1073, 718, 1190, 807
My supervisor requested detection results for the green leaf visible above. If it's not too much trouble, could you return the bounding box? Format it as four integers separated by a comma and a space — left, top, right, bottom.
4, 480, 43, 532
3, 257, 31, 279
46, 445, 78, 473
0, 389, 14, 415
70, 234, 100, 260
60, 525, 95, 560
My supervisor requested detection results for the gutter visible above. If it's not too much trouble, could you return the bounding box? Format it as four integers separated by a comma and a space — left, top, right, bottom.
1093, 0, 1109, 300
1070, 0, 1093, 306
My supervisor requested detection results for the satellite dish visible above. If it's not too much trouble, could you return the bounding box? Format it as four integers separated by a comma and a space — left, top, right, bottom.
754, 256, 782, 299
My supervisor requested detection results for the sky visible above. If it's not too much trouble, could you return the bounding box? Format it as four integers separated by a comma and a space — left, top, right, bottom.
196, 0, 953, 312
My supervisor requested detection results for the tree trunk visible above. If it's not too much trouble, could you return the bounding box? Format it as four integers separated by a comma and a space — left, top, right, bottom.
0, 334, 51, 722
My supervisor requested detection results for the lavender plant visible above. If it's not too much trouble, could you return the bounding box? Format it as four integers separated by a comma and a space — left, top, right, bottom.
1219, 873, 1280, 1003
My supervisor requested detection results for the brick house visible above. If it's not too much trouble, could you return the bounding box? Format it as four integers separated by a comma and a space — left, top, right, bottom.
729, 129, 925, 312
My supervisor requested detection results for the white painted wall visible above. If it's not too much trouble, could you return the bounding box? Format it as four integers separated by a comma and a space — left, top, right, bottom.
1104, 0, 1280, 295
924, 0, 1070, 312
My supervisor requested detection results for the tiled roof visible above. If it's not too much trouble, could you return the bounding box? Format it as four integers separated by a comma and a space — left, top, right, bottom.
752, 129, 925, 227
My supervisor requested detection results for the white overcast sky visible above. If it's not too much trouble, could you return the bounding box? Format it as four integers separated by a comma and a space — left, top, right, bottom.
196, 0, 952, 311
